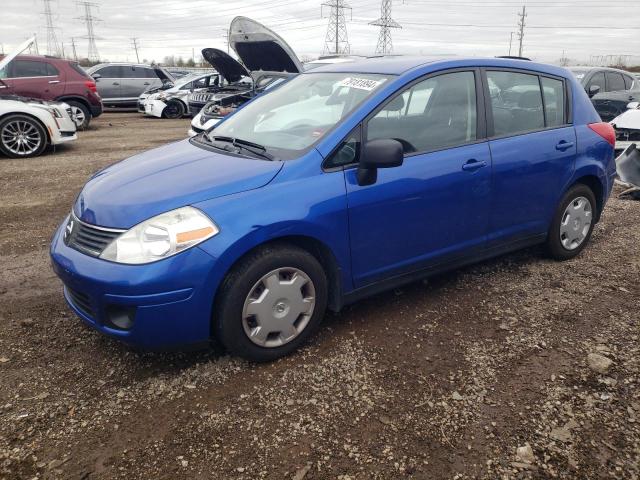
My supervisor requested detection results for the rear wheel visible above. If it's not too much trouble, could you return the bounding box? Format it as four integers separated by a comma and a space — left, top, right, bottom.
215, 244, 328, 362
163, 100, 185, 119
66, 101, 91, 130
545, 184, 597, 260
0, 114, 47, 158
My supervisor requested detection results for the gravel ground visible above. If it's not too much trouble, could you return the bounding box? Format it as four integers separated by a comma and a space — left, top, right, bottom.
0, 112, 638, 480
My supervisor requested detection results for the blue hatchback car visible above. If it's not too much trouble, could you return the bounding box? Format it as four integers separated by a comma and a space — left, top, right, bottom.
51, 57, 617, 361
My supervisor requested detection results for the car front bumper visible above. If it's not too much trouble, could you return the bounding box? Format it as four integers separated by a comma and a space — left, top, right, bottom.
50, 218, 218, 350
144, 99, 167, 118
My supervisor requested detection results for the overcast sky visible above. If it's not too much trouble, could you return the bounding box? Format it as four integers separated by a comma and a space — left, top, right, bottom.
2, 0, 639, 65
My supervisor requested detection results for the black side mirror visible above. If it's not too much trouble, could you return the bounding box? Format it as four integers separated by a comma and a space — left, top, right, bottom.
357, 139, 404, 186
92, 73, 101, 81
588, 85, 600, 97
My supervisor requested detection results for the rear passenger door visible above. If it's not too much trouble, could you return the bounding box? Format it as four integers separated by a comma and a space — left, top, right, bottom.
484, 69, 576, 247
120, 66, 154, 101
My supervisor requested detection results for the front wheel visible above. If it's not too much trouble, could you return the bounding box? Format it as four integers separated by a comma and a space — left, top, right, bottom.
0, 114, 47, 158
545, 184, 597, 261
215, 244, 328, 362
162, 100, 185, 119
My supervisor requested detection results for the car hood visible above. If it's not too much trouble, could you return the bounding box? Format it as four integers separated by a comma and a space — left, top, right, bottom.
0, 37, 35, 71
154, 67, 175, 83
73, 139, 284, 229
202, 48, 250, 84
229, 16, 302, 74
611, 108, 640, 130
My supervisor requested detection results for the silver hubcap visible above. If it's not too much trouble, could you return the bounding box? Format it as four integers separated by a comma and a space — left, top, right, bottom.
71, 106, 86, 127
1, 120, 42, 155
242, 267, 316, 348
560, 196, 593, 250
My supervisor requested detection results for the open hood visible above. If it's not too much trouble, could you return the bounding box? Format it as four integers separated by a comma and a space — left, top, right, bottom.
201, 48, 250, 84
0, 36, 35, 71
229, 16, 303, 74
154, 67, 175, 84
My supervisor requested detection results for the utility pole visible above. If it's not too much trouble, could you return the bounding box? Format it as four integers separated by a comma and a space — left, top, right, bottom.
42, 0, 62, 57
370, 0, 401, 54
70, 37, 78, 61
77, 1, 101, 62
33, 34, 40, 55
508, 32, 514, 56
517, 5, 526, 57
131, 37, 140, 63
321, 0, 351, 55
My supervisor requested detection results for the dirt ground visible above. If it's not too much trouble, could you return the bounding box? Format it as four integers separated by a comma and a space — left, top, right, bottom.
0, 112, 638, 480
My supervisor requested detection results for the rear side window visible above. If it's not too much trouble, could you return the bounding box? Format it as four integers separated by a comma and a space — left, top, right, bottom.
122, 66, 148, 79
606, 72, 625, 92
587, 72, 605, 92
45, 63, 59, 76
624, 75, 634, 90
96, 66, 123, 77
367, 71, 477, 154
11, 60, 51, 77
487, 71, 544, 137
541, 77, 566, 127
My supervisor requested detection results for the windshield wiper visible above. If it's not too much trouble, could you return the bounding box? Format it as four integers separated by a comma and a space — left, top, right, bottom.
204, 135, 275, 161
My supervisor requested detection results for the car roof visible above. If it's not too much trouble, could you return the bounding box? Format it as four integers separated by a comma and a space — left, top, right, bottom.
568, 66, 633, 74
307, 56, 573, 78
0, 54, 71, 63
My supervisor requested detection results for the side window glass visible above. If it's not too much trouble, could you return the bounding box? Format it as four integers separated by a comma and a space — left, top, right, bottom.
46, 63, 59, 76
0, 66, 7, 79
487, 71, 544, 137
145, 68, 159, 79
588, 72, 605, 92
606, 72, 625, 92
128, 67, 147, 79
326, 128, 360, 169
180, 81, 193, 90
97, 66, 123, 78
367, 71, 476, 154
623, 75, 634, 90
541, 77, 566, 127
12, 60, 49, 77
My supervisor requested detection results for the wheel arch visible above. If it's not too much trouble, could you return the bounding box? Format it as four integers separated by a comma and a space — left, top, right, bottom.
568, 174, 605, 222
55, 95, 90, 110
212, 235, 343, 320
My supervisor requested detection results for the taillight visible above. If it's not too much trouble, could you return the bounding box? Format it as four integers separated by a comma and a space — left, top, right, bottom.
588, 122, 616, 147
84, 80, 97, 93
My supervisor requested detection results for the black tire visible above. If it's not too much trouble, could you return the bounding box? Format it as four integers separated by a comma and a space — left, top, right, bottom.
0, 114, 48, 159
65, 100, 91, 130
545, 184, 597, 261
215, 244, 328, 362
162, 100, 185, 119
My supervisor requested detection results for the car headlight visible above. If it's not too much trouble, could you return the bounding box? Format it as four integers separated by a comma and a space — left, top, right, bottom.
100, 206, 219, 264
156, 93, 168, 101
33, 104, 63, 118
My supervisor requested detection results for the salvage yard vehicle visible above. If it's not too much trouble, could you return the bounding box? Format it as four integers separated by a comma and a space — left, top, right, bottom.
568, 66, 637, 120
0, 38, 103, 129
140, 72, 220, 119
0, 95, 77, 158
51, 57, 616, 362
87, 63, 175, 108
592, 87, 640, 122
610, 102, 640, 152
187, 16, 302, 119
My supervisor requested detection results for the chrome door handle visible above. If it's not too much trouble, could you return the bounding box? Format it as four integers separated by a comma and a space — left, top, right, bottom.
0, 85, 7, 89
112, 82, 120, 85
461, 159, 487, 172
143, 82, 150, 85
48, 80, 60, 84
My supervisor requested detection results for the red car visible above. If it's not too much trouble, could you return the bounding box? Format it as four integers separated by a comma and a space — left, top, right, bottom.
0, 54, 103, 129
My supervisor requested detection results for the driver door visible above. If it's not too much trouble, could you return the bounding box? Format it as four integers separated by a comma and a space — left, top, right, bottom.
342, 70, 491, 288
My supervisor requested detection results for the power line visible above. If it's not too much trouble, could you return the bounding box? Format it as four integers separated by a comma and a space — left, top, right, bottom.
321, 0, 352, 54
42, 0, 62, 57
517, 5, 526, 57
131, 37, 140, 63
370, 0, 401, 54
77, 1, 101, 62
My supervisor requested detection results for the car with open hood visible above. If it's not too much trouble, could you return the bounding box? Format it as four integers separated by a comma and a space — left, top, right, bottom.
139, 72, 220, 119
87, 63, 175, 108
0, 38, 102, 129
187, 16, 302, 119
51, 56, 616, 362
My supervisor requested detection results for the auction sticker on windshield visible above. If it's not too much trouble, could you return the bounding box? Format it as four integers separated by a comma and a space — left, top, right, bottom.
338, 77, 386, 91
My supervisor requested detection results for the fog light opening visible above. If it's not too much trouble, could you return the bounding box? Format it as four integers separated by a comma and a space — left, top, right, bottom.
104, 305, 136, 330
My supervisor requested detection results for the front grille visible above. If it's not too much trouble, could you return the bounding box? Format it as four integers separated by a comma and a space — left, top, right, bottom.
64, 214, 124, 257
66, 286, 95, 319
615, 128, 640, 142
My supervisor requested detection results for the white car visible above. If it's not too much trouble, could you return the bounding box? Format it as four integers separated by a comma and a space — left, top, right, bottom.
610, 101, 640, 152
0, 38, 77, 158
139, 72, 220, 119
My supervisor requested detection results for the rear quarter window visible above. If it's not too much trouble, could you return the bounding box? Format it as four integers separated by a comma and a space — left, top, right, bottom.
70, 62, 92, 79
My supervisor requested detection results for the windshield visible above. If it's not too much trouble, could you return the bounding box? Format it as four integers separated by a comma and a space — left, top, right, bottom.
206, 72, 390, 159
568, 68, 589, 83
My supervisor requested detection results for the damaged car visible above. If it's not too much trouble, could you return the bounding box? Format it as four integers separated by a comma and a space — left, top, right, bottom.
187, 16, 302, 134
140, 72, 220, 119
610, 102, 640, 153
